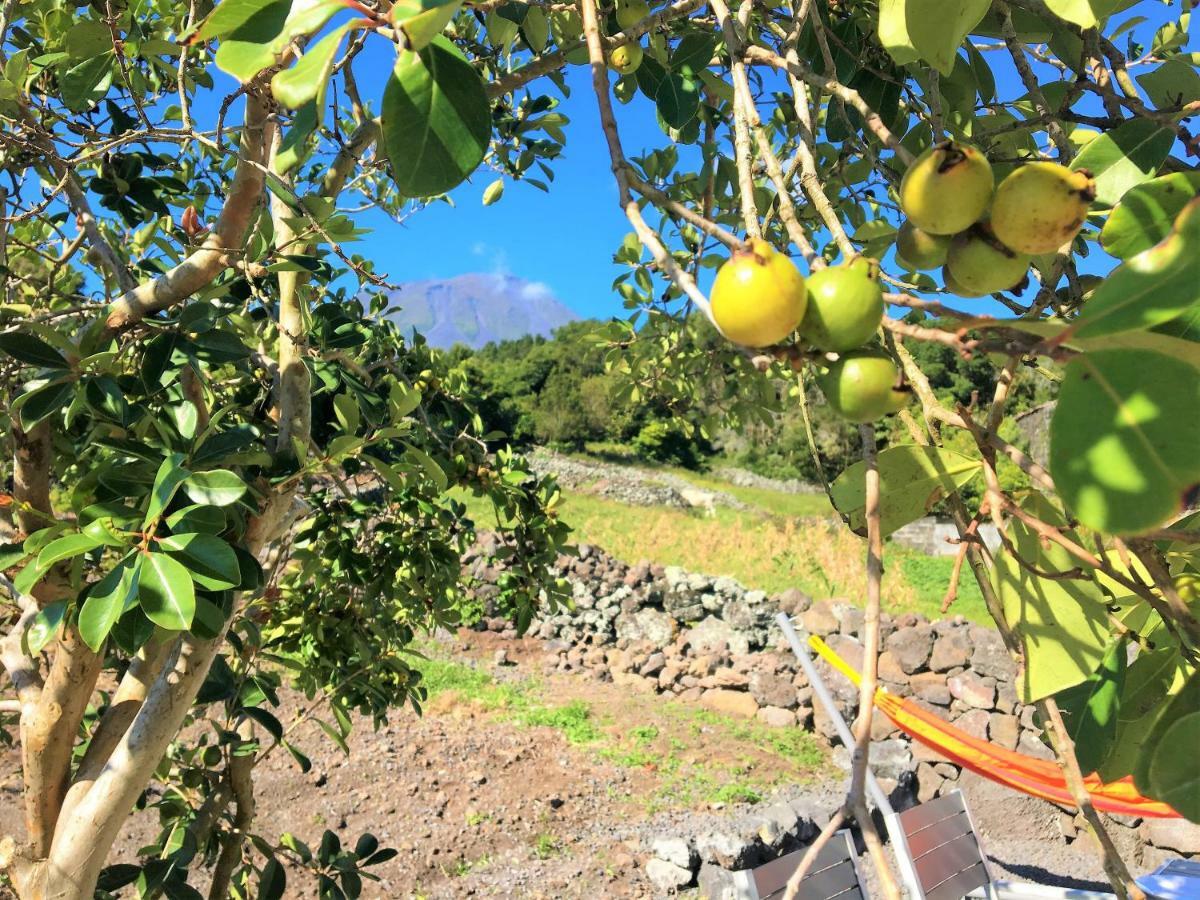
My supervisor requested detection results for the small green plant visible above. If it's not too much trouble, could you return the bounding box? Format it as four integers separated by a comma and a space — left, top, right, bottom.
534, 834, 562, 860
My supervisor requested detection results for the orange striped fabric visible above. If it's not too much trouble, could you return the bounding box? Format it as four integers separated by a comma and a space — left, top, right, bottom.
808, 635, 1180, 819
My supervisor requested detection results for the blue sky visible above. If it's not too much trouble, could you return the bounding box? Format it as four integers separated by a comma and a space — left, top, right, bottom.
257, 5, 1185, 323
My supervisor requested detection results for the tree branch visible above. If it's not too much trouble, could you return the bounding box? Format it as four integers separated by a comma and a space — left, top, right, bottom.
103, 92, 272, 333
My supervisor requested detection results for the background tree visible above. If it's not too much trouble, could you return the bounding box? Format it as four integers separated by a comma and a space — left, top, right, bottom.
0, 0, 1196, 898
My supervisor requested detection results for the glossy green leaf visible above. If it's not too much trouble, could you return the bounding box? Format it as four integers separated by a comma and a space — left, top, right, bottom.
206, 0, 344, 81
184, 470, 248, 507
259, 859, 287, 900
671, 33, 715, 74
191, 595, 229, 639
1054, 637, 1126, 774
79, 555, 140, 651
878, 0, 988, 74
166, 505, 227, 535
831, 445, 981, 537
655, 72, 699, 129
138, 551, 196, 631
158, 532, 241, 590
1070, 118, 1175, 206
36, 532, 103, 570
403, 443, 449, 492
1147, 712, 1200, 819
0, 332, 70, 368
1097, 647, 1184, 782
1100, 172, 1200, 260
1043, 0, 1128, 27
382, 37, 490, 197
995, 498, 1112, 703
271, 22, 352, 109
394, 0, 464, 51
60, 54, 113, 111
1051, 349, 1200, 534
16, 378, 74, 430
23, 601, 67, 655
1077, 198, 1200, 338
144, 453, 192, 528
1137, 58, 1200, 110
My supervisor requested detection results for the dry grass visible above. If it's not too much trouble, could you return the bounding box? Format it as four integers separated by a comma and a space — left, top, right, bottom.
460, 489, 939, 617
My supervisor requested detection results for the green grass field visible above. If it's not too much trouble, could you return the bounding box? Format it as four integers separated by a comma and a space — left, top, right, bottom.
456, 459, 991, 622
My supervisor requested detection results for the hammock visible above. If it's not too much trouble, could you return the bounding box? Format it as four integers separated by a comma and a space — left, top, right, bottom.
808, 634, 1181, 820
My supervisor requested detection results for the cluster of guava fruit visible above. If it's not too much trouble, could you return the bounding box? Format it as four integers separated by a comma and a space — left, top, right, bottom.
710, 239, 906, 423
607, 0, 649, 73
896, 141, 1095, 297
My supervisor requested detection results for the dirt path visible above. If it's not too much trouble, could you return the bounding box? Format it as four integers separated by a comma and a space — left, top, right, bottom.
0, 633, 1118, 898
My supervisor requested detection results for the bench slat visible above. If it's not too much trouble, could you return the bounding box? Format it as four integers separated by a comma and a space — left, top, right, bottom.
906, 810, 977, 858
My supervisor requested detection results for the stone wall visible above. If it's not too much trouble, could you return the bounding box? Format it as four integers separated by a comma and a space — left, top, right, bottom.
464, 534, 1199, 887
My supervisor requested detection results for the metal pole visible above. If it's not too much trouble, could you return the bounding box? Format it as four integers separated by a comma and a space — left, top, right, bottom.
776, 612, 895, 816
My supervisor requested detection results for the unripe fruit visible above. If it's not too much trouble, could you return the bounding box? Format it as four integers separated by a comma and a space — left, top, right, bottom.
945, 225, 1031, 296
615, 0, 651, 28
608, 41, 643, 74
895, 220, 951, 270
711, 238, 807, 348
990, 161, 1096, 254
800, 258, 884, 352
816, 349, 910, 423
900, 141, 994, 236
941, 265, 984, 298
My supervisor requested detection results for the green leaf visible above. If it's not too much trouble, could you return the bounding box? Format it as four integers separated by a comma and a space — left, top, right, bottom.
382, 37, 490, 197
878, 0, 988, 74
1076, 198, 1200, 338
166, 505, 227, 535
1043, 0, 1133, 28
671, 33, 715, 75
138, 551, 196, 631
206, 0, 344, 81
36, 532, 103, 570
1097, 646, 1183, 782
144, 453, 192, 528
79, 555, 141, 651
1070, 118, 1175, 206
1050, 349, 1200, 534
403, 443, 449, 491
66, 20, 113, 58
283, 740, 312, 773
23, 601, 67, 655
1054, 637, 1126, 774
655, 72, 699, 129
1100, 172, 1200, 260
183, 470, 248, 507
259, 859, 287, 900
1147, 712, 1200, 820
995, 498, 1112, 703
332, 392, 361, 435
158, 533, 241, 590
241, 705, 284, 740
0, 332, 70, 368
275, 100, 319, 175
191, 595, 229, 639
830, 445, 980, 537
60, 54, 113, 112
271, 22, 352, 109
16, 379, 74, 430
392, 0, 465, 52
1137, 58, 1200, 110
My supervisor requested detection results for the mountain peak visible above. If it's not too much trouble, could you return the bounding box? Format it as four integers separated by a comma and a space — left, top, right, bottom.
381, 274, 579, 348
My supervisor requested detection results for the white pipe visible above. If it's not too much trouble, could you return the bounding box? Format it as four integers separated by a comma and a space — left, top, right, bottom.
776, 612, 895, 816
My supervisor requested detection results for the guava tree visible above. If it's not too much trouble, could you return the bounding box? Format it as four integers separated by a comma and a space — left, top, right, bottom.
0, 0, 1197, 897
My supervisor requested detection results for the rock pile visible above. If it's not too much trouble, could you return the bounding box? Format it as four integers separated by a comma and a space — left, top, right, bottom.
462, 533, 1200, 887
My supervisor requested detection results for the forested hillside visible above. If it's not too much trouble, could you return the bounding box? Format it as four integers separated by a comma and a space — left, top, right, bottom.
452, 316, 1055, 485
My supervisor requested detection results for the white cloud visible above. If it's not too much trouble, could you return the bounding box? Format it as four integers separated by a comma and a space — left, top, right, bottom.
519, 281, 553, 301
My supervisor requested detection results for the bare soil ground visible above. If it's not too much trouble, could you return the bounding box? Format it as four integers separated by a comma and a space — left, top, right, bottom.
1, 632, 1115, 899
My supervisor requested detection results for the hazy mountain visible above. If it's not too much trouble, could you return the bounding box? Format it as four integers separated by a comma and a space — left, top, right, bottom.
381, 274, 579, 348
